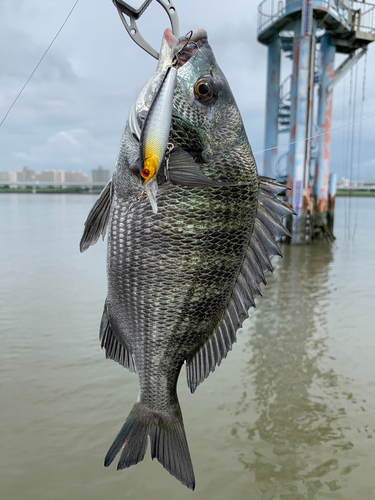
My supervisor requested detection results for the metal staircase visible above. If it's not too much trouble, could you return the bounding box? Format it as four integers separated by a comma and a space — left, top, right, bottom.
278, 74, 292, 132
280, 32, 294, 56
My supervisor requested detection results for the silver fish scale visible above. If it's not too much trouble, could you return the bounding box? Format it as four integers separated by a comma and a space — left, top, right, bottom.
107, 161, 258, 411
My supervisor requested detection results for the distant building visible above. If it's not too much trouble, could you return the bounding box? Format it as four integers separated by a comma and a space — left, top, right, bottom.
36, 170, 56, 183
17, 167, 35, 182
92, 166, 110, 184
9, 172, 17, 183
64, 171, 92, 184
55, 170, 66, 183
336, 177, 349, 188
336, 177, 375, 190
357, 179, 375, 189
0, 168, 96, 185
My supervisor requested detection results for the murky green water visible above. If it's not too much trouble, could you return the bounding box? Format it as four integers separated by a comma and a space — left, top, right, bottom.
1, 194, 374, 500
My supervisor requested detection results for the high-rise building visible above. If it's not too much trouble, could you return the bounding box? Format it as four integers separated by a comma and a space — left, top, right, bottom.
9, 172, 17, 183
1, 168, 95, 185
65, 171, 92, 183
36, 170, 56, 183
17, 167, 35, 182
55, 170, 66, 183
92, 166, 110, 184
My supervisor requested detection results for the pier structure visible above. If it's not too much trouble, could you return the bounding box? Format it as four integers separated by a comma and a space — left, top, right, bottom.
257, 0, 375, 242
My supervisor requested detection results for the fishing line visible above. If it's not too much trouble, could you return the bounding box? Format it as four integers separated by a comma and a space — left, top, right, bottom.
0, 0, 80, 129
342, 74, 353, 239
252, 110, 375, 156
344, 69, 353, 239
342, 75, 346, 172
352, 51, 367, 240
345, 69, 353, 184
348, 62, 359, 239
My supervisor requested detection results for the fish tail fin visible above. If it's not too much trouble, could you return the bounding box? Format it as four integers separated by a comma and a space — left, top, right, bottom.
104, 403, 149, 470
149, 403, 195, 490
104, 401, 195, 490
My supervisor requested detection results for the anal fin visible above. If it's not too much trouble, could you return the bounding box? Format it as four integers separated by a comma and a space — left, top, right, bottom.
100, 304, 136, 373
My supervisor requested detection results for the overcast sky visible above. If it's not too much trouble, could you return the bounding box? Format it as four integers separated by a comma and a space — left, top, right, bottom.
1, 0, 375, 179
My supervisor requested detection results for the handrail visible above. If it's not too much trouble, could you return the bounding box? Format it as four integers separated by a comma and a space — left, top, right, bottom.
351, 0, 375, 33
257, 0, 287, 33
257, 0, 359, 36
275, 151, 289, 179
279, 74, 292, 104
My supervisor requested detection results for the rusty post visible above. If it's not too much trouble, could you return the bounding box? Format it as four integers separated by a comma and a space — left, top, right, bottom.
314, 33, 336, 232
287, 19, 311, 244
263, 37, 281, 178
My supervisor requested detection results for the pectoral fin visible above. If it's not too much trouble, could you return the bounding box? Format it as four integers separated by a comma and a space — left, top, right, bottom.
80, 180, 112, 252
168, 148, 238, 188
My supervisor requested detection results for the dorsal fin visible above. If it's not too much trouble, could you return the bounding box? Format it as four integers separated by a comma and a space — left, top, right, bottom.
186, 176, 294, 393
80, 181, 112, 253
100, 303, 137, 373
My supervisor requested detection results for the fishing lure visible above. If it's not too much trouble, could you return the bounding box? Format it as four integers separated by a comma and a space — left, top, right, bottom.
140, 65, 177, 213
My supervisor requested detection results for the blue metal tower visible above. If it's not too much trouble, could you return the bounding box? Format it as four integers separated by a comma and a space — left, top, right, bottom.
257, 0, 375, 242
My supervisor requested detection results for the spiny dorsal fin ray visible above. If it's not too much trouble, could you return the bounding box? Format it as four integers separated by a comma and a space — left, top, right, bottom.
250, 234, 274, 273
258, 189, 296, 219
254, 219, 283, 258
257, 204, 291, 239
258, 176, 289, 196
100, 303, 137, 373
80, 181, 112, 252
186, 176, 292, 393
247, 246, 267, 285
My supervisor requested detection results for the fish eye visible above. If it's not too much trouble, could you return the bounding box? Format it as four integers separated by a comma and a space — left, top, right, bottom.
194, 78, 215, 102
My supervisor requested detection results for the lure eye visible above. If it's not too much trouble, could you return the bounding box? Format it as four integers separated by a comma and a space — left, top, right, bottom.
141, 168, 150, 179
194, 78, 216, 102
141, 154, 158, 183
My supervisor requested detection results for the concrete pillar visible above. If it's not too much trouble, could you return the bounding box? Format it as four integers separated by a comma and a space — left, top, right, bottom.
305, 20, 317, 194
314, 34, 336, 216
327, 172, 337, 234
287, 20, 311, 244
263, 37, 281, 178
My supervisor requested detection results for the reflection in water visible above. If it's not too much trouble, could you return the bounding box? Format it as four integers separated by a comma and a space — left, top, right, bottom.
231, 243, 364, 499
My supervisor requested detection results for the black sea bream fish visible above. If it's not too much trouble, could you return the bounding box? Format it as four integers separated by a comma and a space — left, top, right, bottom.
80, 28, 293, 490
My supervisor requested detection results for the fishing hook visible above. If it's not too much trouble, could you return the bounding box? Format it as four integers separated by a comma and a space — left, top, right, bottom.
171, 31, 199, 67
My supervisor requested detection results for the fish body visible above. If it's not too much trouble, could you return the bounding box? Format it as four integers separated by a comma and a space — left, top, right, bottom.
80, 28, 293, 490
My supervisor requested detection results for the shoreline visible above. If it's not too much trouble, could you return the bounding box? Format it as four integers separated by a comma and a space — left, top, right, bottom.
336, 190, 375, 197
1, 187, 375, 198
0, 188, 103, 194
2, 188, 375, 197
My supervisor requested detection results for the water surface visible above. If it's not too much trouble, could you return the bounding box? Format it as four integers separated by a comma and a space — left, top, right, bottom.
1, 194, 374, 499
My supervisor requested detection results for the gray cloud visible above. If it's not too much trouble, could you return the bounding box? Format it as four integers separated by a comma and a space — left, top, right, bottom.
1, 26, 77, 83
0, 0, 374, 180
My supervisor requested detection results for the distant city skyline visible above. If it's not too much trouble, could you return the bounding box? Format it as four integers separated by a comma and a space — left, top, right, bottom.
0, 166, 111, 184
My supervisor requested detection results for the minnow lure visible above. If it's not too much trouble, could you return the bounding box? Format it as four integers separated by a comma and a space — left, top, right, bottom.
140, 65, 177, 213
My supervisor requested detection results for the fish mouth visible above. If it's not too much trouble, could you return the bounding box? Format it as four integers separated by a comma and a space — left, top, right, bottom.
164, 28, 208, 67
